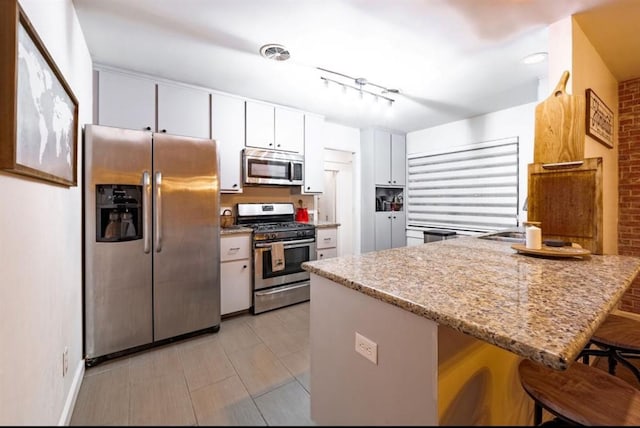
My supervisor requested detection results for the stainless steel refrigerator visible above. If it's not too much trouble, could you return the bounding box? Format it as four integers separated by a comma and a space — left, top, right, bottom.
83, 124, 220, 366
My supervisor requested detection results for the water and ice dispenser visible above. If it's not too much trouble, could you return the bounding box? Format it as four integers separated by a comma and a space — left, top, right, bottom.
95, 185, 142, 242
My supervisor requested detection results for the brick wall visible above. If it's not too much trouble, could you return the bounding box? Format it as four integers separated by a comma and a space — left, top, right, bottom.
618, 77, 640, 313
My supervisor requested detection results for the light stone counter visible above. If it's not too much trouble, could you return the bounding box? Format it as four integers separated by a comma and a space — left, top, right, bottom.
302, 236, 640, 370
220, 226, 253, 235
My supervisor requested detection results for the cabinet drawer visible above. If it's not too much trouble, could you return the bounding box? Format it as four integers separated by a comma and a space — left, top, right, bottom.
317, 247, 338, 260
221, 235, 251, 262
316, 228, 337, 249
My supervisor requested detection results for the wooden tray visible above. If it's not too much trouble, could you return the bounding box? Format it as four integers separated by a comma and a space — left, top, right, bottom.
511, 243, 591, 258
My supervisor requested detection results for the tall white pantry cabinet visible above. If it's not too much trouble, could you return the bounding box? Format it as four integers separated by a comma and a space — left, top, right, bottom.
361, 128, 407, 253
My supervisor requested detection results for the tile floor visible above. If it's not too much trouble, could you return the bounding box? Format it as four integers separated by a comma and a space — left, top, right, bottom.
70, 302, 314, 426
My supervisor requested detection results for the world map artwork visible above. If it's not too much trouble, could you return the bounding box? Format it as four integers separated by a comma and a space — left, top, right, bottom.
16, 22, 75, 183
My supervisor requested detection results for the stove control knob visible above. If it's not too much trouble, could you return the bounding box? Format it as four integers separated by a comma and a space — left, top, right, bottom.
270, 233, 277, 240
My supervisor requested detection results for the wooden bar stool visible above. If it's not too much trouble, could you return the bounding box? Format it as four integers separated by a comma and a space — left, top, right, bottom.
518, 358, 640, 425
579, 313, 640, 383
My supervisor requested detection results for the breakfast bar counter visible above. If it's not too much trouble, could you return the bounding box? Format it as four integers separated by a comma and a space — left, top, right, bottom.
301, 236, 640, 425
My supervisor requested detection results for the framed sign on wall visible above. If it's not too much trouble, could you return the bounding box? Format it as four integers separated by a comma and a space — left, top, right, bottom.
585, 88, 614, 149
0, 1, 79, 186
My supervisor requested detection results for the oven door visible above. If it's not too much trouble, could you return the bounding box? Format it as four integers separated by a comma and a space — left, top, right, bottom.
254, 238, 316, 290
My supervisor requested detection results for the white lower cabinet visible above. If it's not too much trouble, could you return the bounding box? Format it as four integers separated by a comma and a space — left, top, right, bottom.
221, 233, 252, 315
316, 227, 338, 259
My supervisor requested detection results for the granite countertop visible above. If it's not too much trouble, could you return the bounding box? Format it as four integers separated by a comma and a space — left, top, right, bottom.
220, 226, 253, 235
314, 222, 340, 229
302, 236, 640, 370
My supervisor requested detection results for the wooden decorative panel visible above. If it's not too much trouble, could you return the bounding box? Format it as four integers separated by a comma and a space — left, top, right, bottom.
527, 158, 602, 254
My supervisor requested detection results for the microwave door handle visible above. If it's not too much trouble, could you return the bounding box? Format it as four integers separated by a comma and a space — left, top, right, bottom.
289, 161, 294, 182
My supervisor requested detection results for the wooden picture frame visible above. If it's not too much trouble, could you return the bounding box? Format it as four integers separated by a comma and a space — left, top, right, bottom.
0, 1, 78, 186
585, 88, 614, 149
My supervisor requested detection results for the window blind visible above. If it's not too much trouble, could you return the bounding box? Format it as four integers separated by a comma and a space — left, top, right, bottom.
407, 137, 519, 232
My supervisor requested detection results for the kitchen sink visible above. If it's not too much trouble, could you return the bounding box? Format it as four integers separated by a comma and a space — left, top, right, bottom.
478, 230, 526, 243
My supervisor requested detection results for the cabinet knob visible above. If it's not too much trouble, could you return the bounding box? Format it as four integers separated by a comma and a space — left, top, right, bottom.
243, 265, 247, 269
388, 216, 391, 219
393, 180, 396, 183
307, 186, 310, 190
144, 126, 151, 131
388, 180, 391, 184
233, 184, 238, 188
277, 144, 281, 147
268, 142, 273, 146
393, 216, 396, 219
319, 253, 323, 258
161, 129, 167, 133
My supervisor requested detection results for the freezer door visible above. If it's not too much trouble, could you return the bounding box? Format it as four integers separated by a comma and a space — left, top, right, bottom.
84, 125, 153, 359
152, 133, 220, 340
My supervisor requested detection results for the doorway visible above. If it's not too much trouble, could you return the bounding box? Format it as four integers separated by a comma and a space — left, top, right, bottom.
317, 149, 354, 256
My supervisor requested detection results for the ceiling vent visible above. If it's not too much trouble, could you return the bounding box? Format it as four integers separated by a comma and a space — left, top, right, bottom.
260, 44, 290, 61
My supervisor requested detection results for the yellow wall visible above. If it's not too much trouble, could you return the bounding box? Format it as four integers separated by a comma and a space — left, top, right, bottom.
548, 16, 619, 255
571, 17, 619, 255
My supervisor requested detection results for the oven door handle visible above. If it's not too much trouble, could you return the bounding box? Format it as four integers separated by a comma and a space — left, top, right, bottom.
255, 238, 315, 249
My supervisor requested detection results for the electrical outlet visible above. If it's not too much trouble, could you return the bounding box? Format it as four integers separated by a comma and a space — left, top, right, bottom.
355, 332, 377, 364
62, 347, 69, 377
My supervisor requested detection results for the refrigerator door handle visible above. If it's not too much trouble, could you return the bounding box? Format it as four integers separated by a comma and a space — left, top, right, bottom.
142, 170, 151, 253
155, 171, 163, 252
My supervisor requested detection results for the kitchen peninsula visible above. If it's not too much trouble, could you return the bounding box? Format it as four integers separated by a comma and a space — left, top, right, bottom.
302, 236, 640, 425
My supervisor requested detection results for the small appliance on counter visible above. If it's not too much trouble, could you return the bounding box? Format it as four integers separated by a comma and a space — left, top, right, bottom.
295, 199, 309, 223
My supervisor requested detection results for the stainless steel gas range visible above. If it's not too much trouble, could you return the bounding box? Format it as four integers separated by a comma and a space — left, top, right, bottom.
237, 203, 316, 314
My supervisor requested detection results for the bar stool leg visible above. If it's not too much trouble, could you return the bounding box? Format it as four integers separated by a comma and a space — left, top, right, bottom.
534, 403, 542, 426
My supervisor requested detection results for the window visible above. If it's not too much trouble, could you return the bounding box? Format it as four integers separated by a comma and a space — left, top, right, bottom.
407, 137, 519, 232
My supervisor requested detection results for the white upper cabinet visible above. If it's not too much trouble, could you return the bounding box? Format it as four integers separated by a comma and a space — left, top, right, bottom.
245, 101, 304, 153
97, 69, 156, 131
275, 107, 304, 153
391, 133, 406, 186
302, 114, 324, 193
157, 82, 210, 139
373, 130, 406, 186
212, 93, 245, 192
245, 101, 275, 149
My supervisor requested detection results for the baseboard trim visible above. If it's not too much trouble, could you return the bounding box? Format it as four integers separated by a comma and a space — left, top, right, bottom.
58, 359, 85, 426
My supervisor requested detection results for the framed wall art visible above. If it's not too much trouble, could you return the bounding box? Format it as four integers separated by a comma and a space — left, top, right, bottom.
585, 88, 614, 149
0, 1, 78, 186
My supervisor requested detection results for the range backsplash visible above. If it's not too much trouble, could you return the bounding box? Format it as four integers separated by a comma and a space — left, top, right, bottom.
221, 186, 315, 223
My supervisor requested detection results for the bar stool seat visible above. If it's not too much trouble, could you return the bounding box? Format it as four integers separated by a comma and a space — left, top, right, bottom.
519, 358, 640, 425
580, 313, 640, 382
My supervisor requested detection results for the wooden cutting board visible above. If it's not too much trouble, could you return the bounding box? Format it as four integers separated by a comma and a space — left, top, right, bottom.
533, 71, 585, 164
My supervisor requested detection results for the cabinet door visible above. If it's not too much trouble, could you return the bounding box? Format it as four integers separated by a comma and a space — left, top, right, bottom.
212, 93, 245, 192
391, 133, 406, 185
303, 114, 324, 193
245, 101, 274, 149
97, 69, 156, 131
374, 211, 392, 251
373, 130, 391, 185
157, 83, 210, 138
391, 211, 406, 248
221, 259, 252, 315
275, 107, 304, 153
317, 247, 338, 260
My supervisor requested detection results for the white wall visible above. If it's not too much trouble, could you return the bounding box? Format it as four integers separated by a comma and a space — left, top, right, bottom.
406, 102, 538, 227
0, 0, 93, 424
323, 121, 361, 254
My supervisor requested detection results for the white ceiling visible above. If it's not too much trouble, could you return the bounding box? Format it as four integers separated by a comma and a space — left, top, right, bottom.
71, 0, 638, 134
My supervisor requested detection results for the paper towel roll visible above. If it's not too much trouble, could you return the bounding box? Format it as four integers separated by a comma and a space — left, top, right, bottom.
526, 224, 542, 250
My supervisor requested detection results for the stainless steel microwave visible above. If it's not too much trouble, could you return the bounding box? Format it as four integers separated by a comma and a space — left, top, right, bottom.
243, 148, 304, 186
